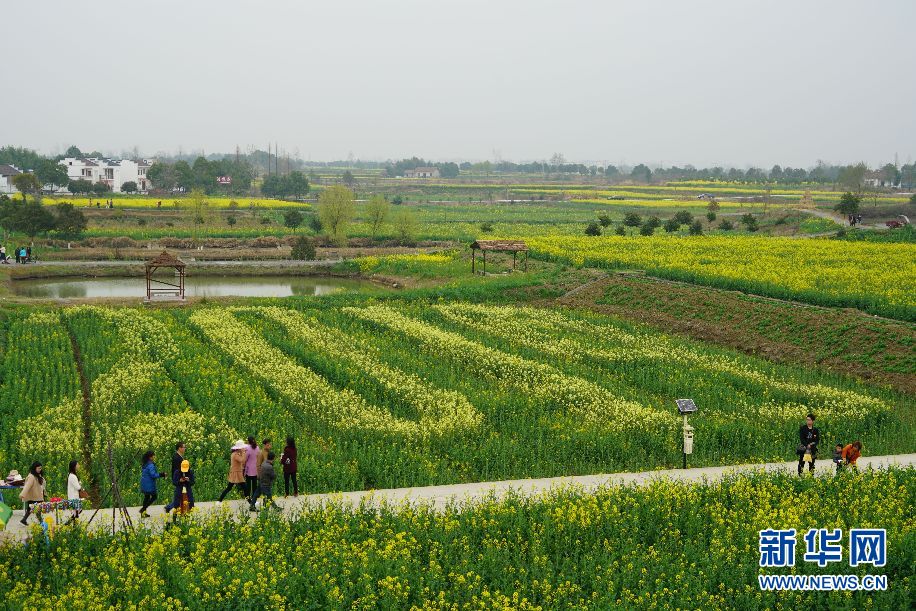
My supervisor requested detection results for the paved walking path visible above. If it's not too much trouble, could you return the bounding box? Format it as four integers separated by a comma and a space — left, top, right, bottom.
3, 453, 914, 539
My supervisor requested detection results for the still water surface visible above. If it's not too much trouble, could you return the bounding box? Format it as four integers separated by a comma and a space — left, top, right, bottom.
11, 276, 373, 298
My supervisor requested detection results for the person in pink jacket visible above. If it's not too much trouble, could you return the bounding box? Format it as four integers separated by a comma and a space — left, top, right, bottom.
244, 436, 260, 499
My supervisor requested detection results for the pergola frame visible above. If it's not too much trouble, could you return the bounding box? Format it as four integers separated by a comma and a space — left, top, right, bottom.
145, 251, 186, 302
470, 240, 529, 275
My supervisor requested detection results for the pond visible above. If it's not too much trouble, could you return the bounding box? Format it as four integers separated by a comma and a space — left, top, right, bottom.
11, 275, 377, 299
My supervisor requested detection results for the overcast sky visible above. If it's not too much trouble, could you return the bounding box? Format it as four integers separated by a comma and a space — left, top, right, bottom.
2, 0, 914, 168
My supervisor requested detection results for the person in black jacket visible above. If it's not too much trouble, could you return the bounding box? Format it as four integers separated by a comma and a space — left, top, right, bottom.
797, 414, 820, 475
163, 441, 186, 512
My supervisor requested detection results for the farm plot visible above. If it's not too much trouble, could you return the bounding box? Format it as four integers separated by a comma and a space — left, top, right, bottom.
527, 235, 916, 320
0, 301, 910, 504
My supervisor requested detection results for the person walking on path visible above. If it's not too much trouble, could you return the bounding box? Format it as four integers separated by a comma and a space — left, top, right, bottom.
19, 462, 45, 525
171, 459, 195, 517
250, 452, 277, 512
164, 441, 186, 512
797, 413, 820, 475
217, 440, 249, 503
66, 460, 84, 524
244, 437, 259, 500
139, 451, 162, 518
281, 436, 298, 497
842, 441, 863, 470
257, 439, 272, 471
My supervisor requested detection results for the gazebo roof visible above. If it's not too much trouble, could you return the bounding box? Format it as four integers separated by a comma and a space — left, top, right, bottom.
470, 240, 528, 252
145, 250, 186, 269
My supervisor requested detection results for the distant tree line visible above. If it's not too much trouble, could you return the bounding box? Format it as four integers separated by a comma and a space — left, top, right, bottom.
261, 171, 310, 199
385, 157, 460, 178
4, 145, 916, 190
146, 157, 254, 194
454, 157, 916, 188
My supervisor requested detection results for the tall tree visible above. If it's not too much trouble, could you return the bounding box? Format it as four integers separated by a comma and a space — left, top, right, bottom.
317, 185, 356, 245
147, 162, 176, 191
834, 191, 861, 215
173, 160, 193, 190
365, 195, 390, 239
286, 171, 310, 199
880, 163, 900, 187
11, 201, 55, 236
837, 163, 868, 193
391, 206, 418, 245
11, 173, 41, 201
630, 164, 652, 183
35, 159, 69, 192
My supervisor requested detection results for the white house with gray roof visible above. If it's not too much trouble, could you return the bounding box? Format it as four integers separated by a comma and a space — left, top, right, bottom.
60, 157, 152, 192
0, 164, 22, 194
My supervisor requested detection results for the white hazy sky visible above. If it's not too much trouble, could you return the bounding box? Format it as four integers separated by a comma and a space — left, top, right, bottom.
2, 0, 914, 168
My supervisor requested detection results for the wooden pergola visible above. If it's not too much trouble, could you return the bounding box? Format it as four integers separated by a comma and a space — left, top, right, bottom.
145, 251, 186, 301
470, 240, 528, 274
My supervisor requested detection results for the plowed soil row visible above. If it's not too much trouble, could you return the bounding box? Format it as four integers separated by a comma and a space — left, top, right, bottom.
556, 273, 915, 394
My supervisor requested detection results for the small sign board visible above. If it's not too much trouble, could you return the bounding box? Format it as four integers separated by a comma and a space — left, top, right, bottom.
216, 176, 232, 184
676, 399, 698, 415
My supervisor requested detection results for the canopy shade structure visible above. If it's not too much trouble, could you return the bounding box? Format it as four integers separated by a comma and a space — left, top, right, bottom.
144, 251, 186, 301
470, 240, 528, 274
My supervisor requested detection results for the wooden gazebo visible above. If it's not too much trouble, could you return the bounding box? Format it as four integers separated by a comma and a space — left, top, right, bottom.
145, 251, 186, 301
470, 240, 528, 274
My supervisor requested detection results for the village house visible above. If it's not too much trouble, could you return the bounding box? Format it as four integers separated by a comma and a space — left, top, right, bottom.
863, 169, 897, 188
404, 167, 440, 179
0, 164, 22, 194
60, 157, 152, 193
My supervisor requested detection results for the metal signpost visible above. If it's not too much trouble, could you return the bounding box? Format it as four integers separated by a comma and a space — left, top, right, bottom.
676, 399, 697, 469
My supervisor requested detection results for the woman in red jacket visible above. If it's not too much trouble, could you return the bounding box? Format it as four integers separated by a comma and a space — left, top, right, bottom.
281, 436, 298, 497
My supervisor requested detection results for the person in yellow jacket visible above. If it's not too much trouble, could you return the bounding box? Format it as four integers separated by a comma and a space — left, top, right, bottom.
19, 462, 45, 525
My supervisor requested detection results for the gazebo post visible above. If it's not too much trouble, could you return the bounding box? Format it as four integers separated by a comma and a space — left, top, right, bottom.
472, 249, 475, 274
513, 251, 517, 270
482, 250, 486, 275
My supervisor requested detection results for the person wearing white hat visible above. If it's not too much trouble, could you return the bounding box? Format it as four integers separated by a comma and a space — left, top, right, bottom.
217, 440, 249, 503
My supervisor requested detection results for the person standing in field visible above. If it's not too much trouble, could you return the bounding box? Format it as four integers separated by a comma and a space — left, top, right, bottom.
217, 440, 249, 503
139, 451, 162, 518
257, 439, 272, 471
18, 462, 45, 525
797, 413, 820, 475
842, 441, 863, 470
164, 441, 186, 512
244, 436, 260, 499
281, 436, 298, 497
66, 460, 83, 524
250, 452, 277, 512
